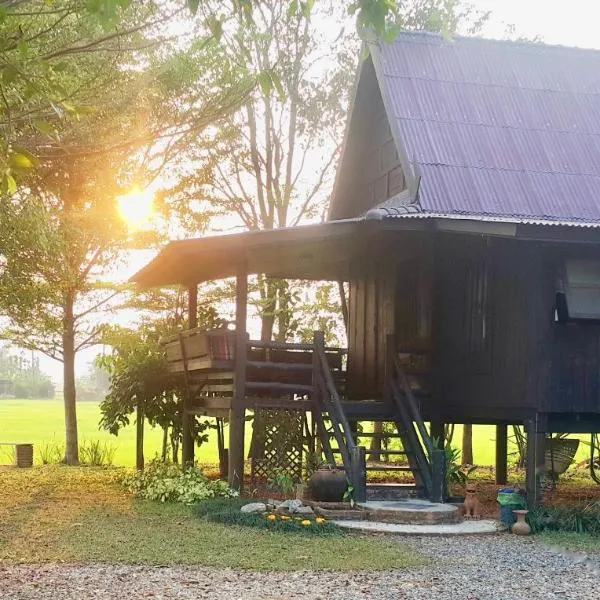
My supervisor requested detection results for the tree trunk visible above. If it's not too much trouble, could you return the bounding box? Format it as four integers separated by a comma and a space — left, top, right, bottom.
161, 426, 168, 462
462, 424, 473, 465
368, 421, 383, 461
63, 291, 79, 465
136, 401, 144, 471
260, 278, 277, 341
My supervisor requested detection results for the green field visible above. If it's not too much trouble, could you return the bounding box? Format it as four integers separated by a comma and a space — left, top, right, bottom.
0, 399, 592, 467
0, 399, 222, 466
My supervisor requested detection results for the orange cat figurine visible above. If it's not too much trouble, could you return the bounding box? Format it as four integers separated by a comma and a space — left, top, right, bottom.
463, 483, 482, 519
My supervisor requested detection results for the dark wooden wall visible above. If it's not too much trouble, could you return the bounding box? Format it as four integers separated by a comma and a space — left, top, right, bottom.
345, 228, 600, 421
432, 234, 552, 422
329, 57, 406, 221
432, 234, 600, 422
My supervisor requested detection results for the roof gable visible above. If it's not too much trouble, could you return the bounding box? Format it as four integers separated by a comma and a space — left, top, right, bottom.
328, 54, 416, 221
361, 33, 600, 225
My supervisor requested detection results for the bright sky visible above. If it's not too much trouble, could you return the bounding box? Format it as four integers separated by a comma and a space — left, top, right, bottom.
477, 0, 600, 48
37, 0, 600, 385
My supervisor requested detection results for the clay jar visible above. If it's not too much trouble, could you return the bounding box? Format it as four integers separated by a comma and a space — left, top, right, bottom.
307, 468, 348, 502
511, 509, 531, 535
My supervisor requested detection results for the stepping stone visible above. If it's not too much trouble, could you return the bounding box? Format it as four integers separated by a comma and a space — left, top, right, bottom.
357, 499, 460, 525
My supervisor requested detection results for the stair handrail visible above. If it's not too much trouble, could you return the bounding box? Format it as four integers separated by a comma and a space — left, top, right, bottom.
316, 344, 356, 448
390, 352, 435, 459
312, 331, 355, 471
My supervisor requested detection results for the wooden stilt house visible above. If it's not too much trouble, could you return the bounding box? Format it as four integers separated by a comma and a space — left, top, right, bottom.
133, 33, 600, 504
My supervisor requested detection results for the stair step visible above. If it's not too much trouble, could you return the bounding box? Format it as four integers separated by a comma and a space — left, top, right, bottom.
329, 449, 411, 457
245, 381, 313, 393
363, 450, 410, 456
366, 465, 415, 472
246, 361, 313, 371
355, 432, 404, 439
366, 482, 422, 501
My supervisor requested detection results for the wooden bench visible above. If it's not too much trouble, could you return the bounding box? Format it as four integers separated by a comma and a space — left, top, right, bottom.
0, 443, 33, 467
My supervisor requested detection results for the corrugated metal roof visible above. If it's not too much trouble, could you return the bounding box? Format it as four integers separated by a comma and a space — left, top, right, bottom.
374, 32, 600, 225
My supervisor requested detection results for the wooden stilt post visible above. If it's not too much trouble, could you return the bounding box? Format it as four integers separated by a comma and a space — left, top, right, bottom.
229, 262, 248, 491
525, 416, 545, 507
350, 446, 367, 503
182, 284, 198, 468
495, 424, 508, 485
430, 421, 445, 448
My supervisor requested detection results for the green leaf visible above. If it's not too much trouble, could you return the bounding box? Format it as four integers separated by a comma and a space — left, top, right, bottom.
287, 0, 299, 18
9, 153, 34, 170
300, 0, 315, 19
1, 66, 18, 85
187, 0, 200, 15
257, 71, 273, 96
33, 121, 55, 136
206, 16, 223, 41
3, 174, 17, 195
270, 71, 285, 100
17, 39, 28, 60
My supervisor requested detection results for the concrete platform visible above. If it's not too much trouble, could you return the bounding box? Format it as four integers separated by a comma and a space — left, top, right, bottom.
334, 518, 503, 536
356, 499, 461, 525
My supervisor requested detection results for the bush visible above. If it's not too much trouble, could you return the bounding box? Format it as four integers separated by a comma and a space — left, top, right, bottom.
119, 461, 237, 504
194, 498, 344, 536
79, 440, 116, 466
527, 503, 600, 535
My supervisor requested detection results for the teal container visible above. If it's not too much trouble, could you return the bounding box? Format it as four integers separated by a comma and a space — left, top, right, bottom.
497, 489, 526, 527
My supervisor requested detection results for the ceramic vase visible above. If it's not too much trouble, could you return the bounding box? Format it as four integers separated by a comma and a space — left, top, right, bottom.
511, 509, 531, 535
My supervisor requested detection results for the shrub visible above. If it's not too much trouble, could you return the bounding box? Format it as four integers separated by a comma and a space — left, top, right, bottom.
119, 461, 237, 504
194, 498, 344, 536
527, 503, 600, 535
79, 440, 116, 466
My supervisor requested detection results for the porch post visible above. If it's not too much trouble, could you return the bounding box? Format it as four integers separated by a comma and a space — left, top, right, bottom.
182, 284, 198, 467
495, 424, 508, 485
228, 261, 248, 491
188, 284, 198, 329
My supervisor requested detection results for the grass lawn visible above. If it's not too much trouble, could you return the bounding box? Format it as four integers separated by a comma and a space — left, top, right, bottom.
537, 531, 600, 555
0, 399, 594, 468
0, 466, 423, 571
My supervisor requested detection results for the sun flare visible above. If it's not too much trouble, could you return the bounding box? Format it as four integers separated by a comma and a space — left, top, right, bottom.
117, 187, 154, 230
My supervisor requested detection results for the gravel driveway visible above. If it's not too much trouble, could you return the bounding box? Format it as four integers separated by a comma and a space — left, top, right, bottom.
1, 535, 598, 600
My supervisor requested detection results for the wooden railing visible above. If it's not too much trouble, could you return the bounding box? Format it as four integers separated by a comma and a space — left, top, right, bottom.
312, 331, 366, 502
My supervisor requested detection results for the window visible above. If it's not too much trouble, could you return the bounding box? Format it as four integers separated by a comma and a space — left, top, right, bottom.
558, 260, 600, 321
464, 259, 488, 353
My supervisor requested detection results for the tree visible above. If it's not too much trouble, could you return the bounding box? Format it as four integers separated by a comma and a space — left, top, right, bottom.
165, 1, 357, 342
0, 2, 248, 464
99, 307, 223, 469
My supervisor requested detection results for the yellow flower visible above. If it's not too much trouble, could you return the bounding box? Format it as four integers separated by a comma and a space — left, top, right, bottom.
315, 517, 326, 524
301, 520, 312, 526
280, 515, 291, 521
266, 514, 277, 521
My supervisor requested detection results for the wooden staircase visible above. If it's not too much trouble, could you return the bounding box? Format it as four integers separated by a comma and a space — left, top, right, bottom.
312, 332, 441, 502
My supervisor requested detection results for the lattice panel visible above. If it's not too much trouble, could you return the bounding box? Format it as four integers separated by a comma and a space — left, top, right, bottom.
251, 410, 304, 485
